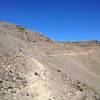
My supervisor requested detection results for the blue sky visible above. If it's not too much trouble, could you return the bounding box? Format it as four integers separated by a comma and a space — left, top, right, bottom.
0, 0, 100, 41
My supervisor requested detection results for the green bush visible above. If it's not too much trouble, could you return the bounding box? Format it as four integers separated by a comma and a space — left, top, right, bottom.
16, 25, 25, 31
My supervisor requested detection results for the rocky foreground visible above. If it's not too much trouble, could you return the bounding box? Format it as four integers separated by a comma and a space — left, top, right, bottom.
0, 21, 100, 100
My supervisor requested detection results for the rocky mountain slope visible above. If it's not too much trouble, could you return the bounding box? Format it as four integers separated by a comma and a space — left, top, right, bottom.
0, 21, 100, 100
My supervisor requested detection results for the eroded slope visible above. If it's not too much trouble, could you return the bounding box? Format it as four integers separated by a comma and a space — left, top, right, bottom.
0, 21, 100, 100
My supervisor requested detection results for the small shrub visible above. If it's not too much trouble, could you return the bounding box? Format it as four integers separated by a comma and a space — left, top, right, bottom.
16, 25, 25, 31
33, 40, 36, 43
34, 72, 39, 76
0, 80, 3, 83
56, 69, 61, 72
26, 93, 29, 96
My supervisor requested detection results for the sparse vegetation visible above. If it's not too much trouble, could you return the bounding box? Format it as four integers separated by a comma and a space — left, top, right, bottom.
16, 25, 25, 31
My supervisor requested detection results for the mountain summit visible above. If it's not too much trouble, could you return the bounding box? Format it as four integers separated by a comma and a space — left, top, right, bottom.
0, 21, 100, 100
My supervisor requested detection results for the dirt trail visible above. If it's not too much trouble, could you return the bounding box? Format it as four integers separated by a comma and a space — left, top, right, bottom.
19, 53, 52, 100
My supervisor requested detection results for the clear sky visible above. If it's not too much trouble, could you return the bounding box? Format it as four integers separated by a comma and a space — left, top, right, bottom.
0, 0, 100, 41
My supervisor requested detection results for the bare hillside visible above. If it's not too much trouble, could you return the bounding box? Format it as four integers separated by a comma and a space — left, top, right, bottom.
0, 21, 100, 100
